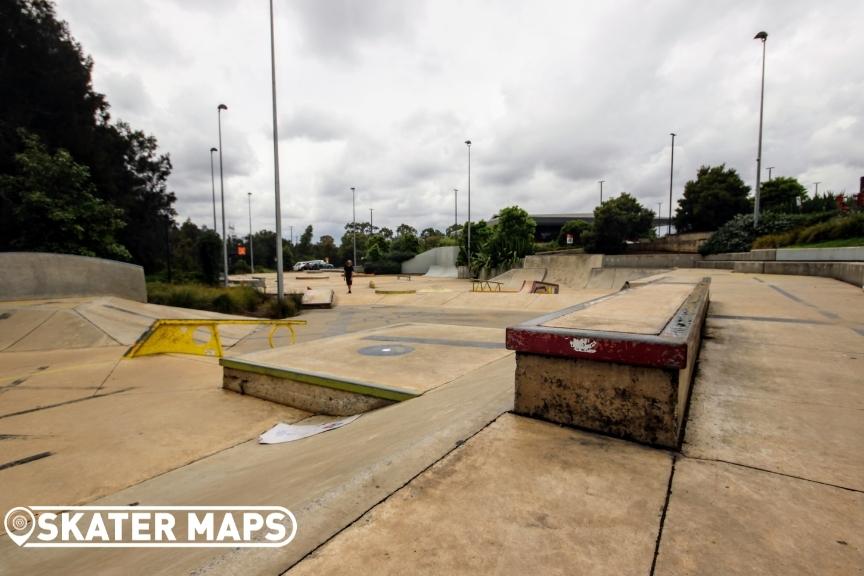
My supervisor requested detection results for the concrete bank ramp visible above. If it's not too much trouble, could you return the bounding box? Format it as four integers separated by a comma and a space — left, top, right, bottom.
0, 297, 259, 352
522, 253, 666, 290
489, 267, 547, 291
425, 264, 458, 278
524, 253, 604, 288
584, 267, 671, 289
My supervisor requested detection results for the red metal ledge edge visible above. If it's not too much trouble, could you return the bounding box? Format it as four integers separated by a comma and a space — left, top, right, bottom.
505, 278, 711, 369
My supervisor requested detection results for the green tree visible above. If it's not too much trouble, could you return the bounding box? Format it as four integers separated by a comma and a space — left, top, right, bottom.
0, 1, 176, 271
391, 223, 421, 255
378, 226, 393, 239
557, 220, 591, 247
365, 234, 389, 261
317, 234, 338, 264
196, 229, 222, 284
0, 131, 130, 259
297, 225, 314, 260
586, 193, 654, 254
485, 206, 536, 268
457, 220, 493, 270
674, 165, 751, 232
759, 177, 808, 214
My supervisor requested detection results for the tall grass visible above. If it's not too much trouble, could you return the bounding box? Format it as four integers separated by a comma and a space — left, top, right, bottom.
146, 283, 301, 318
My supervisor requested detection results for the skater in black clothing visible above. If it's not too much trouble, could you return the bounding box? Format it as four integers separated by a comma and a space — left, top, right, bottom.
343, 260, 354, 294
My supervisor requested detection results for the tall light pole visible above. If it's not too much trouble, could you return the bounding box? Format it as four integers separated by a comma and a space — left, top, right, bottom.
814, 181, 821, 196
217, 104, 229, 286
269, 0, 285, 301
598, 180, 605, 205
668, 132, 676, 236
753, 31, 768, 227
351, 187, 357, 264
247, 192, 254, 273
465, 140, 472, 271
657, 202, 662, 229
767, 166, 775, 181
454, 188, 458, 234
209, 147, 218, 232
369, 208, 374, 234
289, 225, 293, 246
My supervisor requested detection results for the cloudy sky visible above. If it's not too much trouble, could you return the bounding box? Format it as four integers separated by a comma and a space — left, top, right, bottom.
55, 0, 863, 242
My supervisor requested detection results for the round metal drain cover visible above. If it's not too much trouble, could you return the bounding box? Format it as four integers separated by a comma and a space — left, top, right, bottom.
357, 344, 414, 356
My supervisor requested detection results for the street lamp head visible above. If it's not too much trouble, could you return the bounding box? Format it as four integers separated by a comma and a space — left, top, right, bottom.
248, 192, 252, 197
351, 187, 355, 192
218, 103, 228, 111
210, 147, 217, 152
464, 140, 471, 147
670, 132, 676, 137
754, 31, 768, 41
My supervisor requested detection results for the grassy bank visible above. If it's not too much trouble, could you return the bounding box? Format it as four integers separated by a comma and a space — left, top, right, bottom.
146, 282, 302, 318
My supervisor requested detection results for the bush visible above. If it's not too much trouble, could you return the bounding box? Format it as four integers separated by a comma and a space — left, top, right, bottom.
146, 283, 264, 315
363, 260, 402, 274
753, 213, 864, 249
265, 293, 303, 318
557, 220, 590, 247
699, 212, 828, 255
387, 250, 417, 263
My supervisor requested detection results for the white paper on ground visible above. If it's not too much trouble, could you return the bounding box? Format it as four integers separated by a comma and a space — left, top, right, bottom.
258, 414, 360, 444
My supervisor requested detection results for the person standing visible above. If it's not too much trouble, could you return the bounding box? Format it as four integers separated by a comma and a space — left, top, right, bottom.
343, 259, 354, 294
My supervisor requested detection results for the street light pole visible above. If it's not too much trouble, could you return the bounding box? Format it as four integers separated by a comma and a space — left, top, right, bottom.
767, 166, 775, 181
269, 0, 284, 301
217, 104, 229, 286
209, 147, 218, 232
247, 192, 254, 273
668, 132, 676, 236
814, 181, 821, 196
598, 180, 605, 205
454, 188, 458, 234
351, 187, 357, 264
369, 208, 374, 234
465, 140, 472, 271
753, 31, 769, 227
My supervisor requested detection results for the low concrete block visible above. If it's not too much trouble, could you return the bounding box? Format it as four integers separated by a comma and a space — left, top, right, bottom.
733, 261, 765, 274
776, 246, 864, 262
506, 278, 710, 448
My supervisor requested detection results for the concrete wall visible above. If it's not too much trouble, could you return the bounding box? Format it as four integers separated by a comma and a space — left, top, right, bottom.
627, 232, 712, 254
401, 246, 459, 275
0, 252, 146, 302
776, 247, 864, 262
602, 253, 702, 268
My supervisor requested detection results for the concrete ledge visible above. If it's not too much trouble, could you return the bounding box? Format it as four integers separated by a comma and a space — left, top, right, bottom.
776, 246, 864, 261
506, 278, 710, 448
0, 252, 146, 302
763, 261, 864, 288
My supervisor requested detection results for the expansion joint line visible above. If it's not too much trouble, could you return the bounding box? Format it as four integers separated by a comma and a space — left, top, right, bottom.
649, 453, 677, 576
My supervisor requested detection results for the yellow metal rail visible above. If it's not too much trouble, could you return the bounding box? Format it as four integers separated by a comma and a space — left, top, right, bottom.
124, 319, 306, 359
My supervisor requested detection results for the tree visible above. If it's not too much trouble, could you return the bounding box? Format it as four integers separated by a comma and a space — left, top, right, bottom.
457, 220, 493, 270
446, 223, 463, 238
420, 227, 443, 239
365, 234, 389, 261
586, 193, 654, 254
297, 225, 314, 260
0, 0, 175, 272
557, 220, 591, 247
317, 234, 338, 264
378, 227, 393, 240
484, 206, 536, 268
391, 223, 421, 255
0, 131, 130, 259
674, 165, 751, 232
758, 177, 807, 213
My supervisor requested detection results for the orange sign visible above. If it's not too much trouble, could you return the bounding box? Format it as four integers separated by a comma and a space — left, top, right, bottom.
237, 245, 247, 256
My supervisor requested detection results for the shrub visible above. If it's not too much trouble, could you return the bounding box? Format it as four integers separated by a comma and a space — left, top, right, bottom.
265, 293, 302, 318
699, 212, 834, 255
146, 283, 264, 315
557, 220, 591, 246
363, 260, 402, 274
753, 213, 864, 248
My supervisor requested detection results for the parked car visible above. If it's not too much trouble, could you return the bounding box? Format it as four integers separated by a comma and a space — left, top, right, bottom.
293, 260, 334, 271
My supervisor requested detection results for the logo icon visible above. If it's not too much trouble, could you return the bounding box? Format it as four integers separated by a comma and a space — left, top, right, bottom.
569, 337, 598, 354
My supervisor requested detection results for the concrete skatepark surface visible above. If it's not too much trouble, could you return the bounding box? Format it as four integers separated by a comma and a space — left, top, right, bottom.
1, 265, 863, 575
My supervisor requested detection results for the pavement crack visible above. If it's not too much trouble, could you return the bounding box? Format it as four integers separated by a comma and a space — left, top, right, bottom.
649, 454, 677, 576
0, 451, 53, 472
0, 387, 134, 420
682, 454, 862, 494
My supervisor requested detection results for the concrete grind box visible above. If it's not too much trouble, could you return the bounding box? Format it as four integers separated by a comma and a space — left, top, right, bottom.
506, 278, 710, 448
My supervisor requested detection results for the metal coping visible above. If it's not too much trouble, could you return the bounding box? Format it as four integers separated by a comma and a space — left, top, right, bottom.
220, 357, 418, 402
505, 278, 711, 369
